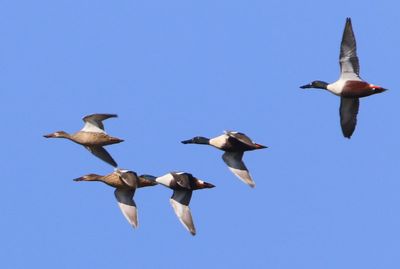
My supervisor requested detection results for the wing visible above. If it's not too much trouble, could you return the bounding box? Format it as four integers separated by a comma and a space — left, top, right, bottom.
339, 18, 360, 79
173, 172, 192, 189
85, 146, 118, 167
114, 189, 138, 228
222, 151, 255, 188
81, 114, 118, 133
339, 97, 359, 139
225, 131, 255, 148
170, 190, 195, 235
118, 170, 138, 188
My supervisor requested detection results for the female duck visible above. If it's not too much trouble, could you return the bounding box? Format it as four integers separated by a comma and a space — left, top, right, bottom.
74, 169, 157, 228
44, 113, 123, 167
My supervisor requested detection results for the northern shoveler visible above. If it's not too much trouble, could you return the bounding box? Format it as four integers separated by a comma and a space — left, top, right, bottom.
300, 18, 387, 138
74, 169, 157, 228
181, 131, 267, 188
44, 114, 123, 167
155, 172, 215, 235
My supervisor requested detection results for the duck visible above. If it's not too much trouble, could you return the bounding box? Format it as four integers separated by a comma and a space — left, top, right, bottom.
300, 18, 387, 138
44, 113, 123, 167
181, 131, 266, 188
155, 172, 215, 235
74, 169, 158, 228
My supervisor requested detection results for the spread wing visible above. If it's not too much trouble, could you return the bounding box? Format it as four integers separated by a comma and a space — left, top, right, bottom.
339, 97, 359, 139
225, 131, 255, 147
81, 113, 118, 133
339, 18, 360, 80
222, 151, 255, 188
114, 189, 138, 228
170, 190, 195, 235
85, 146, 118, 167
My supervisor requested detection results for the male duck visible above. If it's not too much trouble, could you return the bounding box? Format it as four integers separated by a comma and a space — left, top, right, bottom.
181, 131, 266, 188
300, 18, 387, 138
44, 113, 123, 167
155, 172, 215, 235
74, 169, 157, 228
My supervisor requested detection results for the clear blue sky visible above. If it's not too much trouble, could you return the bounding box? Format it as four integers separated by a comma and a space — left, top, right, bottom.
1, 0, 399, 268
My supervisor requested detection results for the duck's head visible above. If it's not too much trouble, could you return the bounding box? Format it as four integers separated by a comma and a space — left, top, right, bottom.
73, 174, 102, 182
43, 131, 69, 138
139, 174, 159, 187
181, 136, 210, 145
300, 80, 329, 90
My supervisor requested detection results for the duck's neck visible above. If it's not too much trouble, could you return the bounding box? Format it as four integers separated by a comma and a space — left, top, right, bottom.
58, 132, 73, 139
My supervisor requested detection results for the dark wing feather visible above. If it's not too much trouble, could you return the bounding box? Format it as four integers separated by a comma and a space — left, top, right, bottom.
173, 173, 192, 189
114, 189, 138, 228
222, 151, 255, 188
85, 146, 118, 167
171, 189, 193, 206
225, 131, 255, 148
118, 170, 138, 188
82, 114, 118, 131
339, 18, 360, 78
339, 97, 359, 139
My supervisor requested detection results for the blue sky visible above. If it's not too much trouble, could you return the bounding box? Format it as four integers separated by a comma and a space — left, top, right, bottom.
1, 0, 399, 268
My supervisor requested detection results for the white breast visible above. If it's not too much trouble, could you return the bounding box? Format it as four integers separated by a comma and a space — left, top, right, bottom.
327, 79, 345, 96
156, 173, 175, 187
209, 134, 229, 149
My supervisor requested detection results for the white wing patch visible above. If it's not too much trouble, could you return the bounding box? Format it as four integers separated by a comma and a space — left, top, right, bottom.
81, 121, 106, 134
222, 152, 255, 188
114, 189, 138, 228
170, 198, 196, 235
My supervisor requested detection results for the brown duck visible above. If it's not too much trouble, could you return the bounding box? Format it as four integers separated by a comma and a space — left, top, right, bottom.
74, 169, 158, 228
44, 113, 123, 167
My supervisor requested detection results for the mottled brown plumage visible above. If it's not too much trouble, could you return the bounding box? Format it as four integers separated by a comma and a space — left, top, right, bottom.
43, 113, 123, 167
74, 169, 158, 228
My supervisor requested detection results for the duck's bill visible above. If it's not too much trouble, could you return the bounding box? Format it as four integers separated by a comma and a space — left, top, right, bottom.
255, 143, 268, 149
73, 177, 84, 182
374, 87, 388, 93
300, 84, 312, 89
181, 139, 194, 144
43, 133, 55, 138
202, 182, 215, 188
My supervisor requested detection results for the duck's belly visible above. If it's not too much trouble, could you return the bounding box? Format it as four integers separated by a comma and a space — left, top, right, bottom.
73, 132, 120, 146
341, 81, 375, 98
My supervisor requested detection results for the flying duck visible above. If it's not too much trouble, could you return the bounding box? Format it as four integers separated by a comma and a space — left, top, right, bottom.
155, 172, 215, 235
74, 169, 157, 228
44, 113, 123, 167
300, 18, 387, 138
181, 131, 266, 188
